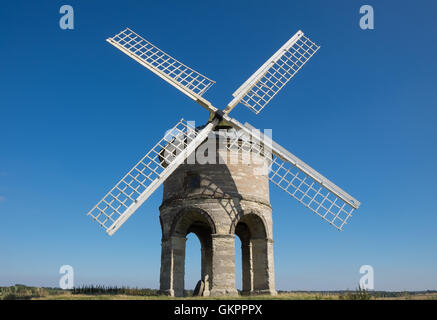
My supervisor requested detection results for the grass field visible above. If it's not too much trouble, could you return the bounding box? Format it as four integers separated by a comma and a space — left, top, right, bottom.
2, 285, 437, 300
32, 292, 437, 300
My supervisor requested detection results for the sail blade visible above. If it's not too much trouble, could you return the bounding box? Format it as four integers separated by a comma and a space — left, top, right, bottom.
107, 28, 215, 99
87, 119, 216, 235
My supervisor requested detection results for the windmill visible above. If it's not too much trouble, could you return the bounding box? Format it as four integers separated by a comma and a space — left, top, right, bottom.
86, 28, 361, 296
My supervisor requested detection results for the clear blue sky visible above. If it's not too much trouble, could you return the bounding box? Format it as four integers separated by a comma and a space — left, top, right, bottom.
1, 0, 436, 291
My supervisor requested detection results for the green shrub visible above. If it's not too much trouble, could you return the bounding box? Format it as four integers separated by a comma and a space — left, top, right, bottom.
339, 286, 371, 300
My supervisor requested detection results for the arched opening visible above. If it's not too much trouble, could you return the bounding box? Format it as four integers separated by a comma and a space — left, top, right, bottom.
234, 236, 242, 292
234, 214, 268, 295
170, 209, 215, 296
185, 233, 201, 292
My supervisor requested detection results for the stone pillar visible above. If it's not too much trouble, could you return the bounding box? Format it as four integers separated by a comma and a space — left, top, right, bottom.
265, 238, 277, 295
197, 232, 212, 286
200, 241, 213, 292
159, 236, 186, 297
251, 238, 276, 295
241, 241, 253, 295
201, 245, 207, 279
210, 234, 238, 296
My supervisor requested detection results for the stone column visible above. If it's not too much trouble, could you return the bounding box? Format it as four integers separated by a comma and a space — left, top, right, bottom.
265, 238, 277, 295
241, 241, 253, 295
251, 238, 276, 295
200, 241, 213, 293
210, 234, 238, 296
197, 233, 212, 285
159, 236, 187, 297
201, 245, 207, 279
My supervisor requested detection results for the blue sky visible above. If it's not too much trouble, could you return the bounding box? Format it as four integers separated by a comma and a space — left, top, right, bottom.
1, 0, 436, 291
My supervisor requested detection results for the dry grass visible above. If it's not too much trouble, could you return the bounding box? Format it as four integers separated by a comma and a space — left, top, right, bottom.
4, 285, 435, 300
32, 292, 437, 300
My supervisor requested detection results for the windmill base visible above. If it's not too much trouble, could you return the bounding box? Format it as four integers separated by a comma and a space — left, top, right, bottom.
158, 138, 276, 297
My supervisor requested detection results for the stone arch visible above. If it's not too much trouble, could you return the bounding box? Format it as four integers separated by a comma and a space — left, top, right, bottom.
230, 208, 269, 237
170, 207, 216, 237
165, 207, 215, 296
236, 213, 267, 239
234, 213, 275, 295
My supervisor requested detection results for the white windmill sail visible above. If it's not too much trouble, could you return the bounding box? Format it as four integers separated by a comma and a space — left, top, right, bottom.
225, 30, 320, 114
87, 118, 218, 236
268, 154, 358, 230
88, 26, 361, 236
224, 116, 360, 230
107, 28, 216, 101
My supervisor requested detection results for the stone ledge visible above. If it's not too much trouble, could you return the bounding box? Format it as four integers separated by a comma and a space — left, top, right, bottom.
160, 197, 272, 211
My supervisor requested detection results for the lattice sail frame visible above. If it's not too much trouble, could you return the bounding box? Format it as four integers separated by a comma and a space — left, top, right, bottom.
229, 31, 320, 114
223, 129, 356, 230
89, 28, 360, 234
107, 28, 215, 99
268, 155, 355, 230
225, 127, 355, 230
223, 117, 360, 231
87, 119, 216, 235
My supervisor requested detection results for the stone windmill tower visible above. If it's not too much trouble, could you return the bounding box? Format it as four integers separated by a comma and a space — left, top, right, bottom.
86, 28, 361, 296
159, 127, 275, 296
